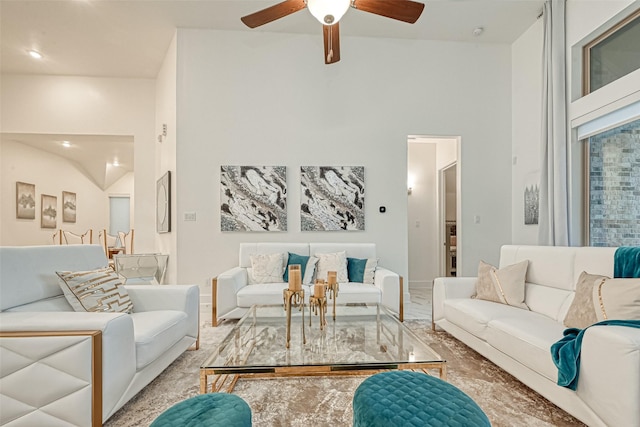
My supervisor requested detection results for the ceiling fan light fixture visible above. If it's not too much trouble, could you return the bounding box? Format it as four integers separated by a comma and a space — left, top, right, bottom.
307, 0, 350, 25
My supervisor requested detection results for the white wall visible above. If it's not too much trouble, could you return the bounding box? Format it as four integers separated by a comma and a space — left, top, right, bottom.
175, 29, 513, 287
155, 33, 178, 283
1, 141, 107, 244
407, 143, 436, 287
511, 0, 638, 245
511, 16, 543, 244
0, 75, 157, 252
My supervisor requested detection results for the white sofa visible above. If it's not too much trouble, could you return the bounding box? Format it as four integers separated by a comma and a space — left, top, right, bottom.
0, 245, 199, 426
213, 243, 404, 326
433, 245, 640, 427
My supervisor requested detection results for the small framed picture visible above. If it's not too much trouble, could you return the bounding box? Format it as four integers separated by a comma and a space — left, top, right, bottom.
41, 194, 57, 229
62, 191, 77, 223
16, 181, 36, 219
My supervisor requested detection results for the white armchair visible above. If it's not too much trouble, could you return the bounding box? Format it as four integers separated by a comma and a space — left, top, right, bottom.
0, 245, 199, 425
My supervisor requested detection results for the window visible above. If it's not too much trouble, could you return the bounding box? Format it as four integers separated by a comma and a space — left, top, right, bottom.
585, 118, 640, 246
583, 8, 640, 95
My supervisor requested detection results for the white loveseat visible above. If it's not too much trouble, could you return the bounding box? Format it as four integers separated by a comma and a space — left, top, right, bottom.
0, 245, 199, 426
213, 243, 403, 326
433, 245, 640, 427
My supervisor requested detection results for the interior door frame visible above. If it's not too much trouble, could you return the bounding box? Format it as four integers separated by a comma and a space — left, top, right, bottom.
438, 161, 457, 277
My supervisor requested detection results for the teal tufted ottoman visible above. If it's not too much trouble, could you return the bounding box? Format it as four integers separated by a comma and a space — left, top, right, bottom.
353, 371, 490, 426
150, 393, 252, 427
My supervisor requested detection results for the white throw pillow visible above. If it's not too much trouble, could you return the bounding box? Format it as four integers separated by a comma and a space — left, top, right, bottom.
315, 251, 348, 283
249, 252, 287, 284
303, 256, 319, 284
564, 271, 608, 329
592, 278, 640, 322
473, 260, 529, 310
56, 267, 134, 313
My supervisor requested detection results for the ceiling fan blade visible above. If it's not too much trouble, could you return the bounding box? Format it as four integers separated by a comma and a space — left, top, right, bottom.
352, 0, 425, 24
323, 24, 341, 64
241, 0, 306, 28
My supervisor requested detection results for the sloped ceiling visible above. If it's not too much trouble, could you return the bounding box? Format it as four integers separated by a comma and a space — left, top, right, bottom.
1, 133, 134, 191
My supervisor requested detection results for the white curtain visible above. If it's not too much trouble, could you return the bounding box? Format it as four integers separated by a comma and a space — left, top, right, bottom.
538, 0, 569, 246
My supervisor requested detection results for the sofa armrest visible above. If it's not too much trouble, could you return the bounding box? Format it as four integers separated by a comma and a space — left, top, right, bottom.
374, 267, 402, 321
125, 284, 200, 340
432, 277, 477, 329
213, 267, 248, 326
578, 325, 640, 427
0, 311, 135, 422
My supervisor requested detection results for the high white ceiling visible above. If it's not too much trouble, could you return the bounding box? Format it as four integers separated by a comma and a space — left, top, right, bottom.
1, 0, 545, 78
0, 0, 544, 187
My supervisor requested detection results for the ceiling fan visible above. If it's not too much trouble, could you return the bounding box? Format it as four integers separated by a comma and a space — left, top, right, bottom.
241, 0, 425, 64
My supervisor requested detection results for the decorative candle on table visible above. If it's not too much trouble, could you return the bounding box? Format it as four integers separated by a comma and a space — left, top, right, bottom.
327, 271, 337, 286
283, 264, 304, 348
310, 279, 328, 330
326, 270, 339, 320
314, 279, 326, 298
288, 264, 302, 291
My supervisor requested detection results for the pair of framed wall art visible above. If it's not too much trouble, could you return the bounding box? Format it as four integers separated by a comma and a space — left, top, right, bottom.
220, 166, 364, 232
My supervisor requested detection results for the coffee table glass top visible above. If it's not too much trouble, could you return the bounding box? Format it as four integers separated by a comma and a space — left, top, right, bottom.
201, 304, 444, 375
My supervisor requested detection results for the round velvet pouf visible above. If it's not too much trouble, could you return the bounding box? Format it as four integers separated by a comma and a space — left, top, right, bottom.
150, 393, 252, 427
353, 371, 491, 427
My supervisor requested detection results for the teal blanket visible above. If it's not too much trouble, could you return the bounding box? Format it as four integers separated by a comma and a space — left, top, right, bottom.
614, 246, 640, 278
551, 320, 640, 390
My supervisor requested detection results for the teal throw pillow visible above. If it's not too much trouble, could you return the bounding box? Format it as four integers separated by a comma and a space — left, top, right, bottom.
347, 257, 378, 284
283, 253, 310, 282
347, 257, 368, 283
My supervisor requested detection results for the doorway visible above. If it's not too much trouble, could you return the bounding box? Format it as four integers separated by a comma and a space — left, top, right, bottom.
440, 163, 457, 277
407, 136, 460, 291
109, 195, 130, 244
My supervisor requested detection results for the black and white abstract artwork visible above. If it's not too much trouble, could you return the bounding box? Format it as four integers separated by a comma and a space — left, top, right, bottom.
220, 166, 287, 232
300, 166, 364, 231
524, 171, 539, 225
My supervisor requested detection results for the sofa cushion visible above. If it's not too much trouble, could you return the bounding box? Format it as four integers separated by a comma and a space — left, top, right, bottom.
564, 272, 608, 328
4, 295, 73, 312
443, 298, 527, 341
237, 283, 290, 307
525, 283, 573, 322
0, 245, 108, 311
239, 243, 309, 268
334, 283, 380, 304
315, 251, 348, 283
474, 260, 529, 310
347, 258, 378, 284
486, 314, 565, 382
56, 267, 133, 314
248, 253, 287, 284
130, 310, 188, 370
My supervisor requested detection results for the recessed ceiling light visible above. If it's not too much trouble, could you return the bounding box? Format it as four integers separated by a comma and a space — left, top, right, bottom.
28, 50, 43, 59
472, 27, 484, 37
62, 141, 71, 148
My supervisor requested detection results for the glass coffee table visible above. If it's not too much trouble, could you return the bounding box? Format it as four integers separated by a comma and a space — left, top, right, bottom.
200, 304, 446, 393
